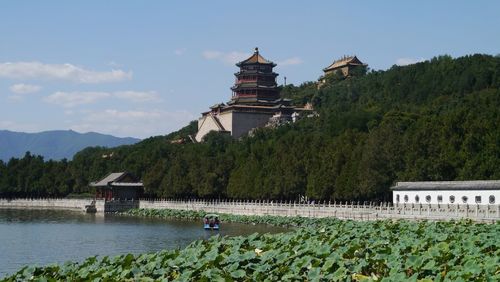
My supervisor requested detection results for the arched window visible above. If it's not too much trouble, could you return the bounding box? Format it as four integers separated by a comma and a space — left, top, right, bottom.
437, 195, 443, 203
449, 195, 455, 203
425, 195, 431, 203
415, 195, 420, 203
489, 195, 495, 204
475, 196, 481, 204
404, 195, 409, 202
462, 196, 468, 203
396, 194, 400, 203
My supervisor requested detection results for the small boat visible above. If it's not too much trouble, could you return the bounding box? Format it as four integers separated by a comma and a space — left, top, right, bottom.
203, 214, 220, 230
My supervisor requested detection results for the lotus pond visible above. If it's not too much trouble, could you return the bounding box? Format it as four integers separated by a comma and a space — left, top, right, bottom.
3, 209, 499, 281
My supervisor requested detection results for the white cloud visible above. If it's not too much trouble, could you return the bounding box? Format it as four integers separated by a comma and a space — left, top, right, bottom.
9, 83, 42, 94
113, 91, 160, 102
0, 62, 132, 83
44, 91, 111, 108
202, 50, 250, 65
0, 120, 40, 132
44, 90, 161, 108
277, 57, 303, 66
174, 48, 186, 56
396, 57, 425, 66
202, 50, 223, 60
71, 109, 196, 138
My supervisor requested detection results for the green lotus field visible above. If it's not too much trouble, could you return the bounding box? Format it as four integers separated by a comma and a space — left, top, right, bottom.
3, 211, 499, 281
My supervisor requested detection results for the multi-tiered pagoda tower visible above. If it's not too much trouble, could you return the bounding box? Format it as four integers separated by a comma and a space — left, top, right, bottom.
195, 48, 307, 142
229, 47, 280, 105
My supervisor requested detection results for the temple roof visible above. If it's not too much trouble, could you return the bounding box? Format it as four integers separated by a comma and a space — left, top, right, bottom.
236, 47, 276, 66
323, 55, 365, 72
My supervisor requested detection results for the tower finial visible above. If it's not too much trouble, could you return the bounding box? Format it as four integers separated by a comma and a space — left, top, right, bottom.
254, 47, 259, 54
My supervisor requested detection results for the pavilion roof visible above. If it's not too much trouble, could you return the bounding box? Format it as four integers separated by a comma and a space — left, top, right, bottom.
236, 47, 276, 66
323, 55, 365, 72
90, 172, 143, 187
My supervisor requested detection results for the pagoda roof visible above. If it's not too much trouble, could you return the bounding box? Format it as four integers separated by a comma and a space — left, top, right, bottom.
323, 55, 366, 72
234, 70, 278, 76
236, 47, 276, 67
231, 83, 277, 90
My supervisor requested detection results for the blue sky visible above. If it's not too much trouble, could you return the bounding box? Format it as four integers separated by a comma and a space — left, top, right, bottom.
0, 1, 499, 138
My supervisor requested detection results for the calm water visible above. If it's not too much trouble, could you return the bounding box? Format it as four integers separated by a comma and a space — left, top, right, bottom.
0, 208, 287, 277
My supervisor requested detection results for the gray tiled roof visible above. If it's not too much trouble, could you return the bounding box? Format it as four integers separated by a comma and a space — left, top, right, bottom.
391, 180, 500, 191
90, 172, 143, 187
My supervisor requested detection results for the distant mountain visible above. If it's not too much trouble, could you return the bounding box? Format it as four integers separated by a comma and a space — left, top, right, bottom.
0, 130, 140, 161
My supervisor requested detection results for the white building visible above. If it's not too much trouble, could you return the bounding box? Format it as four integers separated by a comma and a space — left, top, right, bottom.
391, 181, 500, 205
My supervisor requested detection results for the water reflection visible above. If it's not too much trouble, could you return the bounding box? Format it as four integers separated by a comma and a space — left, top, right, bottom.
0, 208, 288, 277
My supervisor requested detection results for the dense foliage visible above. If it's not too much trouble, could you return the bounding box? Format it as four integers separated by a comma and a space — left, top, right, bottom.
4, 219, 499, 281
0, 54, 499, 201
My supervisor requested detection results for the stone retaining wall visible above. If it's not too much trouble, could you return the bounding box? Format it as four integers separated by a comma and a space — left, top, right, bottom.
1, 198, 499, 222
140, 199, 500, 222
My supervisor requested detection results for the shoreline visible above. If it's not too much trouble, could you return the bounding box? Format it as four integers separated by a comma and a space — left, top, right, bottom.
1, 197, 499, 223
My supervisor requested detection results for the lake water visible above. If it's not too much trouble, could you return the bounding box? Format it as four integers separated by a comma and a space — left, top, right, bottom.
0, 208, 288, 277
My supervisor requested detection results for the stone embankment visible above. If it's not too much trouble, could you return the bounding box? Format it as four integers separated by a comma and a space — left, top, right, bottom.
0, 198, 138, 213
1, 198, 498, 222
139, 199, 500, 222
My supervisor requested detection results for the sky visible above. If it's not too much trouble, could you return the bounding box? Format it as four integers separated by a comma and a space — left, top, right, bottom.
0, 1, 499, 138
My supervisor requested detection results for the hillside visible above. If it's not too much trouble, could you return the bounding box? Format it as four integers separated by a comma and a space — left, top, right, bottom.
0, 54, 499, 200
0, 130, 140, 161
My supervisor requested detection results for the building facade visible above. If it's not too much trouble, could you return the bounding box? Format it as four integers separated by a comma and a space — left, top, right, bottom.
391, 181, 500, 205
195, 48, 309, 142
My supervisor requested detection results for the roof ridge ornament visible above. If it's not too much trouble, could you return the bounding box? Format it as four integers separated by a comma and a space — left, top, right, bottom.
254, 47, 259, 54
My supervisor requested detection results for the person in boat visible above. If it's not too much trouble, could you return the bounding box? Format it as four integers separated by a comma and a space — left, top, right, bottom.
214, 217, 220, 226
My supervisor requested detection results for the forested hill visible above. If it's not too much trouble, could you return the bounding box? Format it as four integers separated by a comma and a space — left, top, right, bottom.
0, 130, 139, 162
1, 54, 499, 201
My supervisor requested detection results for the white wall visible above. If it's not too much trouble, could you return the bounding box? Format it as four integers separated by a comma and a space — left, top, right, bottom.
393, 190, 499, 205
218, 112, 232, 133
195, 115, 221, 142
0, 198, 97, 211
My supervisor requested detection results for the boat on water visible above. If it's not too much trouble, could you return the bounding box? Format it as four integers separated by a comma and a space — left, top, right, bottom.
203, 214, 220, 230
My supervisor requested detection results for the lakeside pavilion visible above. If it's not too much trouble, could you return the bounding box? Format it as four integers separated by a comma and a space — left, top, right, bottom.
90, 172, 143, 201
